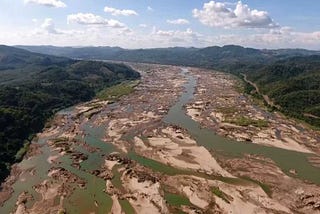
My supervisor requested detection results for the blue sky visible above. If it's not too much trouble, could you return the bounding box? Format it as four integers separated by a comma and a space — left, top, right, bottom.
0, 0, 319, 49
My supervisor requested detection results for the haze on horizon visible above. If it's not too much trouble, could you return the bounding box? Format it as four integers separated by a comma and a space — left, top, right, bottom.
0, 0, 320, 50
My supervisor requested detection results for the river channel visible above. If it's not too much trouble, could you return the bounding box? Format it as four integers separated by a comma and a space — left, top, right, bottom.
1, 67, 319, 214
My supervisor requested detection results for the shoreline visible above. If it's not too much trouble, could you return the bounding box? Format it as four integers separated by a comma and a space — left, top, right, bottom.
186, 68, 320, 155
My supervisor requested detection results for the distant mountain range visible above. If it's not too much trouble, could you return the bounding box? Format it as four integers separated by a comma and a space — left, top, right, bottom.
16, 45, 320, 127
17, 45, 320, 72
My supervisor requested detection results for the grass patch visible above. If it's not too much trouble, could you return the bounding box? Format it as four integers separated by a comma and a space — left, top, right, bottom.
214, 176, 248, 185
234, 80, 245, 93
164, 192, 191, 206
212, 187, 230, 203
96, 80, 139, 101
217, 106, 238, 115
128, 152, 184, 175
225, 116, 268, 128
241, 176, 272, 197
84, 109, 102, 119
15, 141, 30, 161
129, 152, 247, 185
53, 137, 68, 143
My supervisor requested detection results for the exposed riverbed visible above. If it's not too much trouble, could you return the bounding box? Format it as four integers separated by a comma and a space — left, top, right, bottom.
1, 64, 320, 214
165, 69, 320, 185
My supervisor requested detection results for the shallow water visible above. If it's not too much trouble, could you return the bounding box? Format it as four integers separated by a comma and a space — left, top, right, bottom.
0, 116, 115, 213
0, 137, 53, 213
62, 123, 115, 214
164, 68, 320, 185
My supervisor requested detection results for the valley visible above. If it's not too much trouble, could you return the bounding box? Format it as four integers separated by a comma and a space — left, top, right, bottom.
2, 0, 320, 213
1, 63, 319, 214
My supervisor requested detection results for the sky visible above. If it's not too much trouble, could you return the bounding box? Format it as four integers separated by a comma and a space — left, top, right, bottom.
0, 0, 320, 49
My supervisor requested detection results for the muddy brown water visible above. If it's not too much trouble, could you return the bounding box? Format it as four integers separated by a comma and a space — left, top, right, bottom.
1, 67, 320, 214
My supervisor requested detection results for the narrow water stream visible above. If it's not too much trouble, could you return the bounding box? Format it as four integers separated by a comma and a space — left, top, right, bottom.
61, 124, 114, 214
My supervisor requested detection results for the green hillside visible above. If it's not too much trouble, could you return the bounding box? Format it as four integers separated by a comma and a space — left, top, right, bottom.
246, 56, 320, 127
0, 46, 140, 182
17, 45, 320, 127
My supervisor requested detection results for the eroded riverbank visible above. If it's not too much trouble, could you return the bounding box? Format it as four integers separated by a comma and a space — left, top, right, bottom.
0, 64, 320, 214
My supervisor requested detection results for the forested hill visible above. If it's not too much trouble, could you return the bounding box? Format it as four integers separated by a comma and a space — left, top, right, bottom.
17, 45, 320, 71
17, 45, 270, 71
0, 45, 140, 182
17, 45, 320, 128
246, 55, 320, 127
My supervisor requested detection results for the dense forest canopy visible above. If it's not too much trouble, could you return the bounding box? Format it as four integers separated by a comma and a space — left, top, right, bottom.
246, 56, 320, 127
0, 45, 140, 182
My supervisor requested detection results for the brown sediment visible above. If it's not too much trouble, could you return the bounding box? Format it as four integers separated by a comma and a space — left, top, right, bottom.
133, 126, 232, 177
24, 144, 43, 159
0, 165, 21, 206
308, 156, 320, 168
186, 67, 320, 155
218, 153, 320, 213
121, 166, 168, 214
163, 174, 292, 214
10, 166, 84, 214
13, 191, 33, 214
182, 67, 320, 213
0, 143, 43, 207
48, 167, 86, 189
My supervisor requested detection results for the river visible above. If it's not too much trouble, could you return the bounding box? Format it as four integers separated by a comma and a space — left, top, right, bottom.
1, 67, 319, 213
164, 68, 320, 184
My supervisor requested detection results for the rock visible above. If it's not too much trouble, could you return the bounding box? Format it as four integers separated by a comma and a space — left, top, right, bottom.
289, 169, 297, 175
106, 154, 133, 165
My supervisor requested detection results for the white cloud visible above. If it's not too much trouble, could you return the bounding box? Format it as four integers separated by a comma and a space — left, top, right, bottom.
41, 18, 61, 34
2, 25, 320, 49
204, 28, 320, 50
193, 1, 278, 29
147, 6, 154, 12
150, 27, 206, 46
104, 6, 138, 16
154, 28, 201, 37
167, 19, 190, 25
33, 18, 77, 35
2, 15, 320, 49
269, 26, 293, 35
30, 18, 79, 36
67, 13, 126, 28
24, 0, 66, 8
139, 24, 147, 28
265, 29, 320, 47
155, 30, 175, 37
